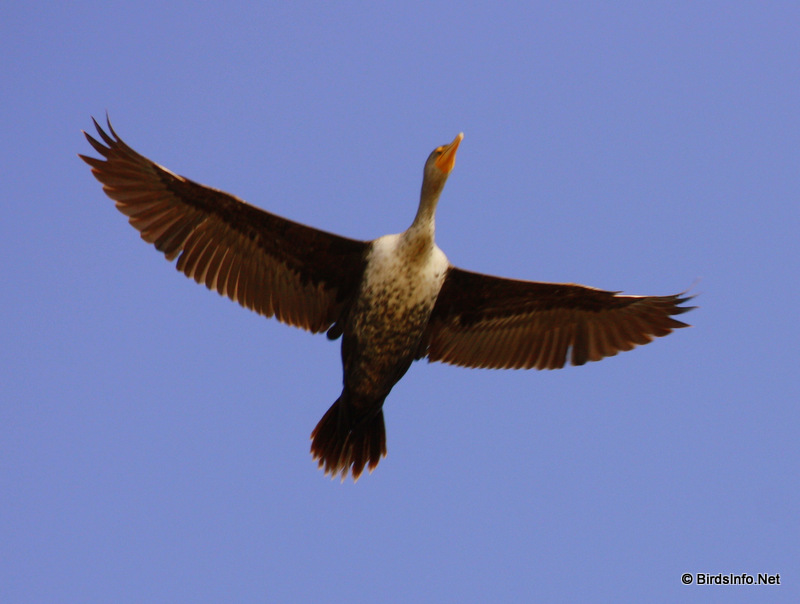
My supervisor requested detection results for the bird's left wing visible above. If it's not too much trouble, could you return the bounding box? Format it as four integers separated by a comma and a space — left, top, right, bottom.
420, 267, 694, 370
80, 117, 368, 334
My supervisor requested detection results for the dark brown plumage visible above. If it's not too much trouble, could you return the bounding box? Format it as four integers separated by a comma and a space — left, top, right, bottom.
81, 117, 694, 481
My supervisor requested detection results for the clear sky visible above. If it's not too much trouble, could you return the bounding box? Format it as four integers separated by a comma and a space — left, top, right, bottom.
3, 3, 798, 602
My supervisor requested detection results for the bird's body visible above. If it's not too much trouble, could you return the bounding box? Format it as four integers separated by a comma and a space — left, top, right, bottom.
347, 232, 449, 398
81, 118, 694, 480
314, 232, 450, 475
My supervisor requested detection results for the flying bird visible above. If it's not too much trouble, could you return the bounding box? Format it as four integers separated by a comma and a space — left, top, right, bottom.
80, 117, 694, 481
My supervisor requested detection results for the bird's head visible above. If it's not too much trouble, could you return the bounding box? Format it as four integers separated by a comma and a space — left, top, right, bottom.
421, 132, 463, 199
428, 132, 463, 175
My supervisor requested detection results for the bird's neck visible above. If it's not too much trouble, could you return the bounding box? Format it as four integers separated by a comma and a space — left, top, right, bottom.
402, 190, 439, 258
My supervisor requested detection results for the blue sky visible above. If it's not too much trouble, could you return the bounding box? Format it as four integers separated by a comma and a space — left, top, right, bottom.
3, 2, 798, 602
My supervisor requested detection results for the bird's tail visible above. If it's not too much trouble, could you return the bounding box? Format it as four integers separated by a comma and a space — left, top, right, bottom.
310, 394, 387, 481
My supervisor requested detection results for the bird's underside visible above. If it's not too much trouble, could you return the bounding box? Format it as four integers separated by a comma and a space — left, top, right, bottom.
81, 116, 695, 481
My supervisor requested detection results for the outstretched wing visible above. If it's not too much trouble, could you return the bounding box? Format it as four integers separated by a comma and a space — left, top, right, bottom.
421, 267, 694, 370
80, 117, 367, 333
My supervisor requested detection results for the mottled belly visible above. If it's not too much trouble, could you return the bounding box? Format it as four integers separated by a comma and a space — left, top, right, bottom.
343, 289, 437, 400
341, 234, 449, 402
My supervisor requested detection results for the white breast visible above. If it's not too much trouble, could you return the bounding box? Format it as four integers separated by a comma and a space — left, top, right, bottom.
363, 233, 449, 311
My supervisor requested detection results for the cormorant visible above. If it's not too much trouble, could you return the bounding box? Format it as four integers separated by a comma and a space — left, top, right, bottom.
80, 118, 693, 481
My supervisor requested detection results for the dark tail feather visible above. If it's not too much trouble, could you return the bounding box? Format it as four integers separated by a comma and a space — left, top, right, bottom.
310, 395, 387, 482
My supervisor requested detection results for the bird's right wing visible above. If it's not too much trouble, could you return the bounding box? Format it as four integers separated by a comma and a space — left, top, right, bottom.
80, 117, 368, 334
421, 267, 694, 370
